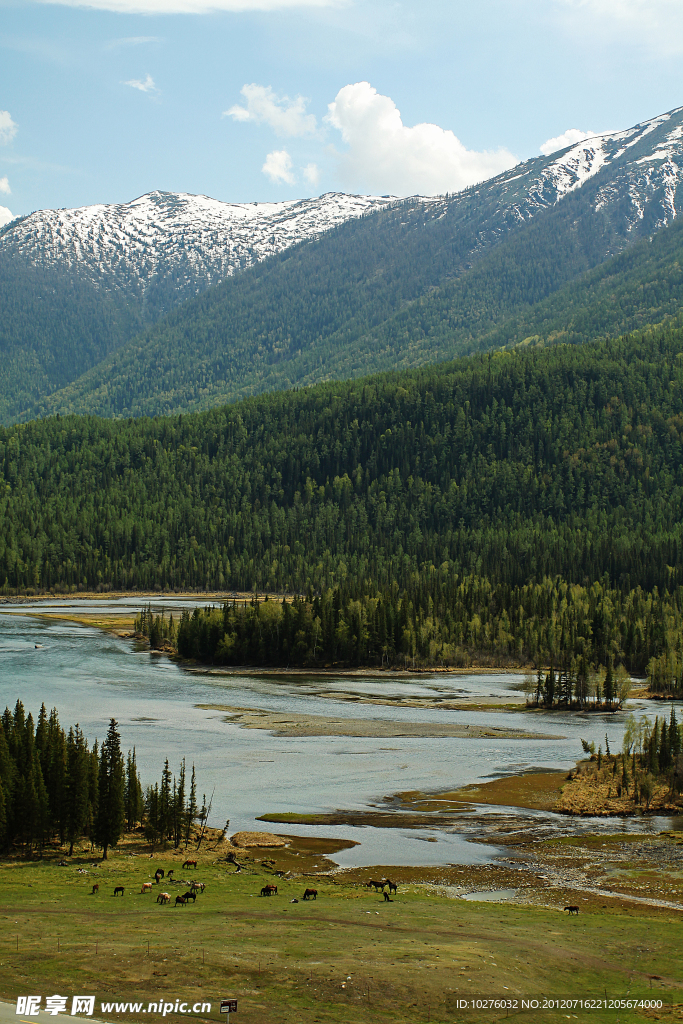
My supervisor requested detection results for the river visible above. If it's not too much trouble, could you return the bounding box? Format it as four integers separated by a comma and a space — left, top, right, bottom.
0, 597, 674, 867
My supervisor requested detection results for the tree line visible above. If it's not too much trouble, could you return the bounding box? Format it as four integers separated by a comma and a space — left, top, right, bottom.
0, 702, 204, 857
3, 330, 683, 679
3, 329, 683, 600
579, 708, 683, 810
171, 571, 683, 682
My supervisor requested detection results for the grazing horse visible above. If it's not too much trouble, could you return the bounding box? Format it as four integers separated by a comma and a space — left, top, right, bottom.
183, 860, 197, 869
113, 886, 124, 896
157, 892, 171, 904
384, 880, 397, 894
175, 895, 187, 907
91, 884, 99, 895
190, 881, 205, 893
181, 891, 197, 903
564, 906, 579, 915
141, 882, 153, 894
154, 869, 164, 883
383, 890, 392, 902
264, 884, 278, 896
302, 888, 317, 900
366, 879, 382, 890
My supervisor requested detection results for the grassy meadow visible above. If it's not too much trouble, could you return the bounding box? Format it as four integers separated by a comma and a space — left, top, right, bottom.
0, 837, 681, 1024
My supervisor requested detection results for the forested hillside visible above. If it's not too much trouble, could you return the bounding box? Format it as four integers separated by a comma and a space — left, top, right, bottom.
40, 180, 683, 422
6, 104, 683, 423
0, 257, 145, 423
2, 329, 683, 675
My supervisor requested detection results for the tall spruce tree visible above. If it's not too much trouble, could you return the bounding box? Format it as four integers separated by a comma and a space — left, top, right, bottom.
94, 719, 125, 859
65, 726, 90, 856
125, 748, 144, 831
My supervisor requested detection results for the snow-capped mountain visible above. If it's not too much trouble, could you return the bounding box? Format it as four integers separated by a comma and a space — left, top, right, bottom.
0, 190, 393, 296
2, 104, 682, 302
404, 104, 683, 248
508, 105, 683, 227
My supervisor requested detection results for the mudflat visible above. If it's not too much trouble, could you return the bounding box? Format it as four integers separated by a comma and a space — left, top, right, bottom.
196, 703, 562, 740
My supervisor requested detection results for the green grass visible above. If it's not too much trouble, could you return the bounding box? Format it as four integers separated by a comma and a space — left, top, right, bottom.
0, 848, 680, 1024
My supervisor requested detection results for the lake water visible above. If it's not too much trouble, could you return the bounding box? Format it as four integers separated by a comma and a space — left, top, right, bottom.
0, 598, 674, 867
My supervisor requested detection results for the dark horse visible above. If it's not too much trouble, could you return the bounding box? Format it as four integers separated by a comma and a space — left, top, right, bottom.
113, 886, 124, 896
175, 895, 187, 907
181, 891, 197, 903
384, 880, 397, 894
564, 906, 579, 915
303, 888, 317, 900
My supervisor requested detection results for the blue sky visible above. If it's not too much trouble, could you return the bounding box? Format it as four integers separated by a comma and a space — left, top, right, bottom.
1, 0, 683, 220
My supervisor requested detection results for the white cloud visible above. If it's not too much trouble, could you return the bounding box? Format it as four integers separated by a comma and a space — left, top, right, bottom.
39, 0, 332, 11
540, 128, 599, 156
226, 85, 317, 138
124, 74, 157, 93
0, 177, 10, 195
0, 206, 14, 228
325, 82, 517, 197
303, 162, 320, 187
0, 111, 18, 145
262, 149, 295, 185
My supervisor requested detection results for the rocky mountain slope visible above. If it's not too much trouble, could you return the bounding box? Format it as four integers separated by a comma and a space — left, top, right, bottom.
2, 103, 683, 423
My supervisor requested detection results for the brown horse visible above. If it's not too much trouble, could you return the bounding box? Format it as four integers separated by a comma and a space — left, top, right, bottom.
303, 888, 317, 900
564, 906, 579, 915
175, 895, 187, 907
113, 886, 124, 896
384, 880, 397, 894
183, 860, 197, 869
91, 884, 99, 895
366, 880, 384, 891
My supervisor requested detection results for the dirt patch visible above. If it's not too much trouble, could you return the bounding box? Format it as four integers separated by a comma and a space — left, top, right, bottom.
230, 832, 288, 849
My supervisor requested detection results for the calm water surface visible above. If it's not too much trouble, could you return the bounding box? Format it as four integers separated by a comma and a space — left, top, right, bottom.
0, 599, 673, 867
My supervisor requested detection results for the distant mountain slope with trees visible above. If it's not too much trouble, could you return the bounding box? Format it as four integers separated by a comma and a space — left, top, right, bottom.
3, 328, 683, 676
5, 103, 683, 423
38, 184, 683, 422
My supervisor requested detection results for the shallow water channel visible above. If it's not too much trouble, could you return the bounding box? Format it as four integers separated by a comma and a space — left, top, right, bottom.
0, 597, 675, 867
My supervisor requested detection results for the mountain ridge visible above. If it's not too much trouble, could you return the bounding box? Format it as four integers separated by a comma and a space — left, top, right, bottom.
3, 102, 683, 423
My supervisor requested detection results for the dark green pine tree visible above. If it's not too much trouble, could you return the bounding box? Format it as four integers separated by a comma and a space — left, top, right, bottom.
125, 748, 144, 831
94, 719, 125, 860
173, 759, 186, 848
65, 726, 91, 856
159, 759, 172, 842
185, 764, 197, 849
604, 658, 614, 707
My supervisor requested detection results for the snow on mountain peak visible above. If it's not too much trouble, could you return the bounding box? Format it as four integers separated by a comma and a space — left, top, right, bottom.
0, 189, 395, 294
